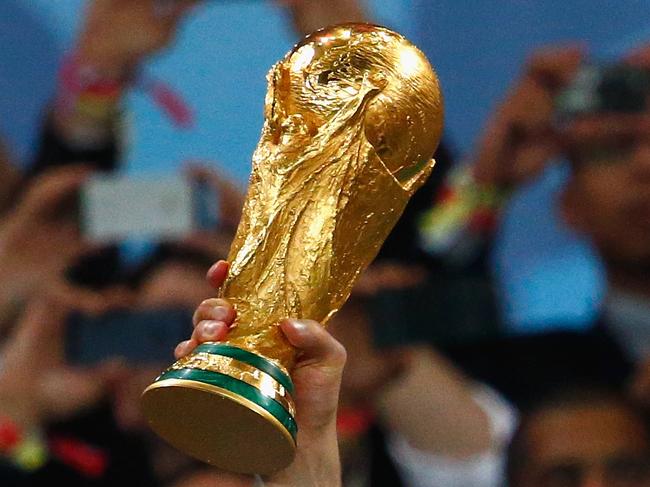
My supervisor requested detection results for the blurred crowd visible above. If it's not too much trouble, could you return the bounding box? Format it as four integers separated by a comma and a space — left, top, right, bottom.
0, 0, 649, 486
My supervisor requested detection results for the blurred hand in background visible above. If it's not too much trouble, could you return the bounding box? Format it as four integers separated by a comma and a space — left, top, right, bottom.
0, 137, 20, 215
0, 165, 131, 329
471, 45, 585, 188
180, 162, 247, 261
53, 0, 201, 146
185, 162, 245, 230
276, 0, 369, 37
76, 0, 200, 78
0, 294, 125, 434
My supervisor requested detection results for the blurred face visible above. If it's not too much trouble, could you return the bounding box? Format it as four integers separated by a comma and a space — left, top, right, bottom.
515, 403, 650, 487
563, 115, 650, 270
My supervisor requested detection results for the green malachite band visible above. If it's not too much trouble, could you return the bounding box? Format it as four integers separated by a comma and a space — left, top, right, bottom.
193, 343, 295, 395
158, 367, 298, 441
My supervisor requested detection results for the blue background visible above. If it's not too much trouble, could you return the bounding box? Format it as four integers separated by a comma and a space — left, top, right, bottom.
1, 1, 649, 331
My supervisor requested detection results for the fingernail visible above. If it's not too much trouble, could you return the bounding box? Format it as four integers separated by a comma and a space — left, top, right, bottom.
211, 306, 228, 321
202, 320, 224, 339
175, 340, 190, 357
285, 318, 307, 333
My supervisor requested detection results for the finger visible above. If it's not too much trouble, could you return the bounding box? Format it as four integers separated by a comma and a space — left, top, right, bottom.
511, 140, 560, 183
158, 0, 200, 27
624, 44, 650, 68
630, 365, 650, 402
280, 319, 347, 371
183, 160, 232, 191
192, 298, 235, 327
562, 113, 650, 145
206, 260, 229, 289
95, 359, 130, 387
191, 320, 228, 344
40, 367, 113, 419
20, 165, 90, 218
170, 0, 201, 16
3, 296, 68, 369
153, 0, 174, 16
174, 338, 199, 359
50, 281, 119, 316
526, 44, 586, 88
110, 367, 159, 430
55, 222, 106, 264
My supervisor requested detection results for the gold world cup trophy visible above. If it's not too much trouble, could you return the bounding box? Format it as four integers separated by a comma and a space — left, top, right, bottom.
142, 23, 443, 475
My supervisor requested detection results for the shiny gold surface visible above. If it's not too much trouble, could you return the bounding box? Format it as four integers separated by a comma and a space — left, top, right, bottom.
170, 352, 296, 417
142, 379, 296, 475
221, 23, 444, 370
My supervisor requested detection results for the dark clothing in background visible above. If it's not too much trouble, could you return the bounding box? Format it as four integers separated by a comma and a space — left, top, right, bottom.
0, 122, 156, 485
368, 139, 635, 411
28, 117, 123, 288
29, 117, 119, 177
376, 142, 454, 267
368, 426, 406, 487
0, 405, 157, 487
360, 143, 457, 487
444, 321, 632, 411
368, 141, 502, 351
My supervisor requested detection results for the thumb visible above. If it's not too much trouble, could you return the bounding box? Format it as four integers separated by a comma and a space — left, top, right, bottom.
281, 319, 347, 372
279, 319, 346, 433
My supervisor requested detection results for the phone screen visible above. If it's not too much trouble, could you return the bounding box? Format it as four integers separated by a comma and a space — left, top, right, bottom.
66, 307, 194, 366
366, 275, 502, 349
80, 175, 219, 243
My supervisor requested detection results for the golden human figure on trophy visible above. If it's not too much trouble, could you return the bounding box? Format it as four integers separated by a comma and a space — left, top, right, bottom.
142, 23, 443, 475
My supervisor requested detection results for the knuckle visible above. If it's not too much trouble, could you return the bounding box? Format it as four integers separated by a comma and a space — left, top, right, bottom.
200, 298, 217, 307
330, 340, 348, 367
213, 298, 232, 309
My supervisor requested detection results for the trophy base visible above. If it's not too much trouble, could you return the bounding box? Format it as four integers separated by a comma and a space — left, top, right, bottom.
141, 344, 297, 475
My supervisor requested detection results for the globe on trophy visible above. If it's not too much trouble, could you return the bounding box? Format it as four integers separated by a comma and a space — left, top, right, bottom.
142, 23, 443, 475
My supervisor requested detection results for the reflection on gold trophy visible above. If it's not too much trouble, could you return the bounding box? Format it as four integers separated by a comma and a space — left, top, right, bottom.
142, 23, 443, 475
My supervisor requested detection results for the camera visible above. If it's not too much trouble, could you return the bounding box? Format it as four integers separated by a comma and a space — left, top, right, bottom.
555, 62, 650, 123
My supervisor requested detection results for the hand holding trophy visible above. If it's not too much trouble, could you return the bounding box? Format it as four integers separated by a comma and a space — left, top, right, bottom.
142, 23, 443, 475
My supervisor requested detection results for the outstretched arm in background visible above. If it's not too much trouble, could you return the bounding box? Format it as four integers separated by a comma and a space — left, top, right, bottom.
34, 0, 199, 174
276, 0, 369, 37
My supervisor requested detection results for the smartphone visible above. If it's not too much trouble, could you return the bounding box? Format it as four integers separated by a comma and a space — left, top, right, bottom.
65, 307, 194, 366
555, 62, 650, 123
365, 275, 502, 349
79, 174, 219, 243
